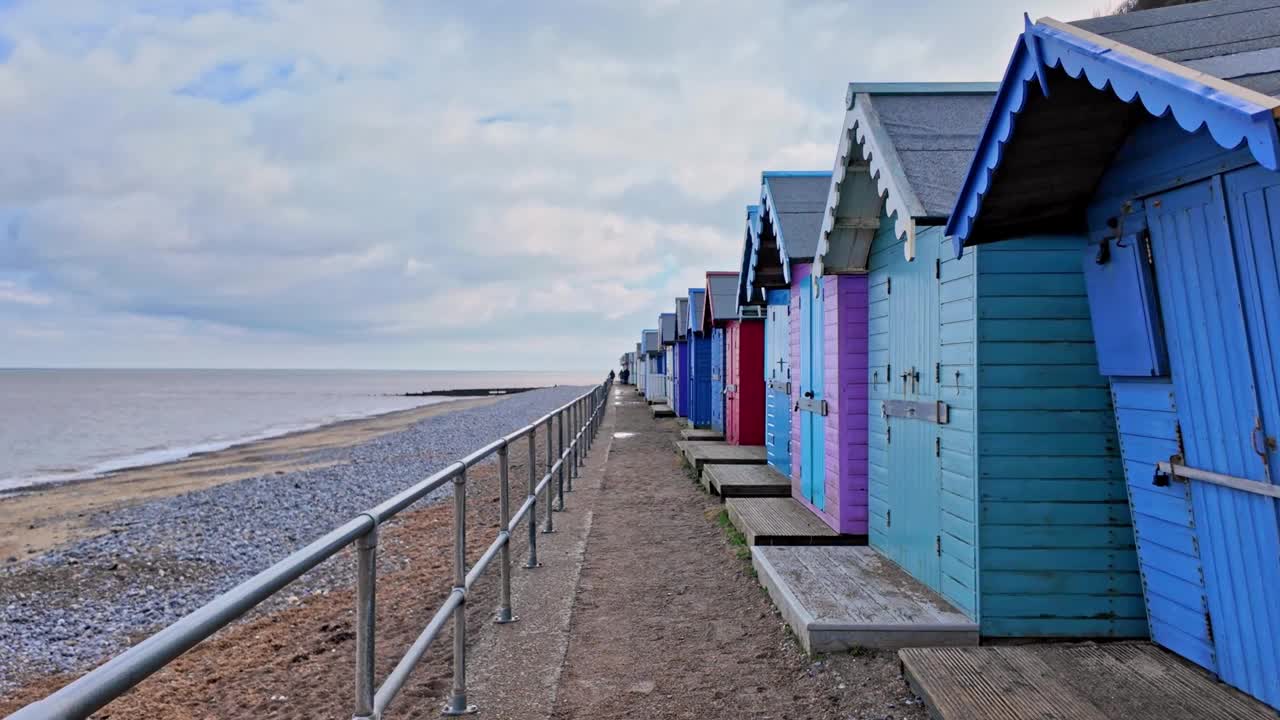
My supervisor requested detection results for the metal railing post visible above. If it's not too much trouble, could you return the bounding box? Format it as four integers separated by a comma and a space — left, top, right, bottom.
352, 526, 378, 720
443, 468, 475, 716
568, 402, 577, 490
495, 443, 516, 624
556, 409, 566, 511
525, 428, 539, 568
542, 416, 555, 533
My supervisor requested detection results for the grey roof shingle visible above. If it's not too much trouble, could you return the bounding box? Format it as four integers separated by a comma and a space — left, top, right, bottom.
707, 273, 739, 322
763, 174, 830, 260
690, 288, 706, 332
675, 298, 689, 337
1071, 0, 1280, 96
870, 93, 995, 218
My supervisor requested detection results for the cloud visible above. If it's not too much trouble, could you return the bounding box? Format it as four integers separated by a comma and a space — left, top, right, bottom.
0, 0, 1097, 370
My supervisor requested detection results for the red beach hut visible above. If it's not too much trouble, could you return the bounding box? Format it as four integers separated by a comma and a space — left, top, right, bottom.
725, 206, 766, 446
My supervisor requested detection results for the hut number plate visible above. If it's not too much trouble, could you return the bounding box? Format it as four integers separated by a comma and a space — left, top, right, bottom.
882, 400, 949, 424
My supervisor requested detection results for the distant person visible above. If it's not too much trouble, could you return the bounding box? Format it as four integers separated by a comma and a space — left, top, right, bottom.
608, 369, 616, 382
620, 367, 630, 384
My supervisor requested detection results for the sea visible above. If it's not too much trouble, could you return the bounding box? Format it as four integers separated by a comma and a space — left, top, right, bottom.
0, 369, 600, 493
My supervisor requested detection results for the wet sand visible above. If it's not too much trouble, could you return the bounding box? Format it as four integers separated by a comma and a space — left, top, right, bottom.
0, 396, 502, 560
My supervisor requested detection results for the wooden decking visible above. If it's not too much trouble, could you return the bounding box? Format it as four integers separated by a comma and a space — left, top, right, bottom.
900, 643, 1276, 720
680, 428, 723, 441
676, 441, 767, 473
753, 546, 977, 653
724, 497, 862, 546
650, 403, 675, 418
703, 464, 790, 498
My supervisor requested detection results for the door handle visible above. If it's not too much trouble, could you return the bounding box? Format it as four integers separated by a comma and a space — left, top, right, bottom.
803, 391, 814, 399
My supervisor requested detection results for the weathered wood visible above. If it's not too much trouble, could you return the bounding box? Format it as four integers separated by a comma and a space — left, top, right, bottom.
703, 464, 790, 498
675, 441, 767, 474
725, 497, 857, 546
650, 404, 675, 418
752, 546, 977, 653
900, 643, 1277, 720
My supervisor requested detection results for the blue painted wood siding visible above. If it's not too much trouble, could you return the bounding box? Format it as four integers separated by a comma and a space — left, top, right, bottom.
975, 235, 1142, 638
936, 228, 980, 617
689, 333, 713, 427
765, 289, 792, 477
710, 328, 726, 433
1112, 379, 1215, 671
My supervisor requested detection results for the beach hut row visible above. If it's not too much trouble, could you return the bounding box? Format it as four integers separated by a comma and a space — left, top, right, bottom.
624, 0, 1280, 709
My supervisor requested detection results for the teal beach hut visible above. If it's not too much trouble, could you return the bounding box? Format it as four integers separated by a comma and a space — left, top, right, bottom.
948, 2, 1280, 707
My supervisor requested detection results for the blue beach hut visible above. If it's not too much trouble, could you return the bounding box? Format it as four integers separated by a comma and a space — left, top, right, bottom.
660, 312, 676, 406
704, 270, 740, 434
745, 172, 832, 481
687, 287, 713, 427
816, 81, 1142, 636
675, 296, 691, 418
948, 2, 1280, 707
642, 328, 665, 403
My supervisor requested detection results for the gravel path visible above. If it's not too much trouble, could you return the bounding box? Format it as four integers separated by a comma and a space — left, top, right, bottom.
0, 385, 590, 691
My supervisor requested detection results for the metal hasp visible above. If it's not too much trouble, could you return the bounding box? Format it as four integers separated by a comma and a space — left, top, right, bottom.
767, 379, 791, 394
1156, 460, 1280, 500
796, 397, 828, 416
882, 399, 949, 425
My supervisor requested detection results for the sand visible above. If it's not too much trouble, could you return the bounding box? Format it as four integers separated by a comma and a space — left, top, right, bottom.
0, 396, 502, 560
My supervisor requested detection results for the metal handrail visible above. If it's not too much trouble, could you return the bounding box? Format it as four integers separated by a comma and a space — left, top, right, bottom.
8, 379, 614, 720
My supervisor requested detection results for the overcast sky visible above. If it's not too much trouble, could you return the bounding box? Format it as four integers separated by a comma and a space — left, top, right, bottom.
0, 0, 1100, 371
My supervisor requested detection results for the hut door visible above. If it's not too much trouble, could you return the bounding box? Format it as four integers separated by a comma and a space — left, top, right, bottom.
711, 329, 725, 433
799, 275, 826, 510
883, 235, 942, 590
1146, 173, 1280, 706
725, 324, 739, 443
765, 292, 793, 477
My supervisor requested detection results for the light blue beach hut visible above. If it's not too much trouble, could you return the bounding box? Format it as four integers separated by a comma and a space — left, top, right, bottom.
948, 2, 1280, 707
687, 287, 713, 427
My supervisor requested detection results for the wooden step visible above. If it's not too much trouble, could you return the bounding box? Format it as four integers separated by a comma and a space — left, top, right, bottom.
650, 404, 675, 418
724, 496, 861, 546
704, 464, 790, 498
753, 545, 977, 653
675, 441, 766, 473
680, 428, 724, 441
899, 642, 1276, 720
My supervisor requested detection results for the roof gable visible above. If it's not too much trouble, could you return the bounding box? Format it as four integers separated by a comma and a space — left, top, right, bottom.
642, 329, 660, 354
659, 313, 676, 344
746, 172, 830, 297
737, 205, 762, 307
947, 5, 1280, 251
705, 271, 738, 329
689, 288, 706, 333
816, 83, 996, 272
675, 298, 690, 338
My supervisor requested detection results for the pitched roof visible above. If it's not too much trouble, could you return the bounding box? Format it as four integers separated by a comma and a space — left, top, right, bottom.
689, 288, 706, 333
815, 84, 996, 270
659, 312, 676, 344
675, 297, 690, 338
947, 1, 1280, 249
738, 205, 762, 307
705, 271, 739, 329
746, 172, 830, 296
642, 330, 661, 354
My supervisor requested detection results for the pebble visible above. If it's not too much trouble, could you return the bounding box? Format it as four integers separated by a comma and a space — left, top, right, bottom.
0, 386, 591, 692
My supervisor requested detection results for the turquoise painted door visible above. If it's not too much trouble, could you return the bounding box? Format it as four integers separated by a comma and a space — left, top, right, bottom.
799, 275, 826, 510
1147, 172, 1280, 707
765, 290, 792, 477
883, 235, 942, 591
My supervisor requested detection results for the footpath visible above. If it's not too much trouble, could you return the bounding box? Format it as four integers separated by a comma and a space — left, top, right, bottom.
462, 385, 923, 720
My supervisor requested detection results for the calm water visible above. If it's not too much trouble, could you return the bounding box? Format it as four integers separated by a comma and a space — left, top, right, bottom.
0, 369, 598, 492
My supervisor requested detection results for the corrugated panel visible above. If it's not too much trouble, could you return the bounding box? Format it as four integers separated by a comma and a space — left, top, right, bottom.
1145, 174, 1280, 708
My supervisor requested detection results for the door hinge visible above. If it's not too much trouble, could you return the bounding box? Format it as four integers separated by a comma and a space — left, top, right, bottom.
1174, 420, 1185, 458
935, 436, 941, 457
886, 509, 892, 527
934, 362, 941, 383
887, 425, 892, 445
935, 258, 941, 280
1204, 608, 1214, 643
936, 535, 942, 556
886, 276, 891, 295
1142, 228, 1154, 267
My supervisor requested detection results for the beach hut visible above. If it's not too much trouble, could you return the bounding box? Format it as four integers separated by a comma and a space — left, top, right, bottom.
660, 312, 676, 406
703, 271, 739, 434
745, 171, 835, 515
687, 287, 713, 427
815, 81, 1141, 638
635, 341, 646, 393
642, 328, 665, 403
947, 4, 1280, 706
675, 297, 691, 418
726, 206, 766, 446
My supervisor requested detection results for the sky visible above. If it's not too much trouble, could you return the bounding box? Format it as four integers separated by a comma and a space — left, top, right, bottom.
0, 0, 1102, 371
